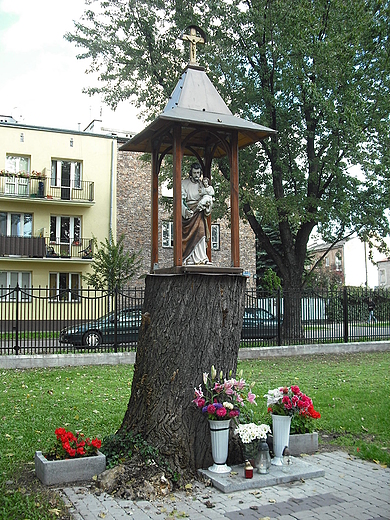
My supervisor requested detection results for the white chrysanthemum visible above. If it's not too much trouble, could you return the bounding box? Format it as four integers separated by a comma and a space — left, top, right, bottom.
264, 388, 283, 406
223, 401, 234, 410
235, 423, 271, 443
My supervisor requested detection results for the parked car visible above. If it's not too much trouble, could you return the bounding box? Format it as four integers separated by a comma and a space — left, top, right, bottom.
60, 306, 277, 347
241, 308, 279, 339
59, 308, 142, 347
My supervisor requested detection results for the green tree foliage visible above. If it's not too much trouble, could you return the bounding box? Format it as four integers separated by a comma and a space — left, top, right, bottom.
83, 233, 141, 291
66, 0, 389, 285
66, 0, 390, 335
257, 267, 281, 293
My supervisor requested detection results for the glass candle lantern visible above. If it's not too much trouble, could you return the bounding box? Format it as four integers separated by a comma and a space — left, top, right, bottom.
255, 440, 271, 474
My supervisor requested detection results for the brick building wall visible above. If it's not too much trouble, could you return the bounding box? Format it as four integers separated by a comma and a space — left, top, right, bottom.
117, 146, 256, 288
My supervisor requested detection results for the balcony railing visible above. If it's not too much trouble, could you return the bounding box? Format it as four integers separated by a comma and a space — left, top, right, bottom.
0, 236, 93, 260
0, 175, 94, 203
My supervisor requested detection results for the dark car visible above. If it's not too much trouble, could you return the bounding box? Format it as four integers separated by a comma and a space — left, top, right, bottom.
59, 308, 142, 347
241, 308, 279, 339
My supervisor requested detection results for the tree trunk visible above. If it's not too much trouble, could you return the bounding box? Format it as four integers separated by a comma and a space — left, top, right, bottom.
282, 287, 304, 341
118, 273, 246, 478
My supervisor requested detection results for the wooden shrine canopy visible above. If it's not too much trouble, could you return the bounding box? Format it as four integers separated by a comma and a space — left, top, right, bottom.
120, 26, 276, 272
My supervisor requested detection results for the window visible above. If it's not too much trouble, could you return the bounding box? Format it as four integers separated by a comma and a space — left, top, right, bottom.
0, 212, 32, 237
51, 160, 82, 189
380, 269, 386, 285
49, 272, 80, 301
211, 224, 220, 250
0, 213, 5, 236
162, 221, 220, 250
325, 256, 330, 267
50, 216, 81, 244
162, 221, 174, 248
335, 253, 342, 271
0, 271, 31, 300
5, 155, 30, 195
6, 155, 30, 174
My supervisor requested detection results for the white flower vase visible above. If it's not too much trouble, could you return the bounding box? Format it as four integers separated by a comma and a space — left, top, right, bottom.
272, 414, 291, 465
208, 419, 231, 473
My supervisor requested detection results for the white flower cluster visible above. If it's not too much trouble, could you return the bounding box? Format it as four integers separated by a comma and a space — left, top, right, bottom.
264, 388, 283, 406
235, 423, 271, 444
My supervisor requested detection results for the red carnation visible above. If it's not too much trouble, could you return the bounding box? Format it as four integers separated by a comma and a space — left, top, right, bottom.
91, 438, 102, 449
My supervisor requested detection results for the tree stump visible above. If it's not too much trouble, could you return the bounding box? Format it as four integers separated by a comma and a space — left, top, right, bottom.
118, 272, 246, 478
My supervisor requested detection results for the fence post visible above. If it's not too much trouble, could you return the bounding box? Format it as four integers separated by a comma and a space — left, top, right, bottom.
13, 284, 20, 355
343, 286, 349, 343
277, 288, 282, 346
113, 286, 118, 353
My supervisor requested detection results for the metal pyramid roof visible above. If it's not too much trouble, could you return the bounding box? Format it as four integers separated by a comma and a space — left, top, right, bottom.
120, 65, 276, 157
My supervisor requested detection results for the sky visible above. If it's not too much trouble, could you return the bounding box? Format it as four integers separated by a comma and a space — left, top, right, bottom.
0, 0, 145, 133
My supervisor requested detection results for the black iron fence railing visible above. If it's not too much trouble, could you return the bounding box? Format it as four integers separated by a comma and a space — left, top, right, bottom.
0, 286, 144, 355
1, 286, 389, 355
243, 287, 390, 346
44, 238, 93, 259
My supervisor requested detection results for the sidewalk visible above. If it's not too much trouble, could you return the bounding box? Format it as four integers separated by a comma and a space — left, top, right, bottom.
59, 451, 390, 520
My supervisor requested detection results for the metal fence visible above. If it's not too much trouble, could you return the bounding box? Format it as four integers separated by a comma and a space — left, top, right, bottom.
244, 286, 390, 346
1, 285, 390, 355
0, 286, 144, 355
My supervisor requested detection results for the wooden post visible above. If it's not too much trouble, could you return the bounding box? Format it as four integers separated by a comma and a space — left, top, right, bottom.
173, 125, 183, 266
206, 214, 212, 262
150, 145, 159, 272
230, 131, 240, 267
204, 155, 213, 263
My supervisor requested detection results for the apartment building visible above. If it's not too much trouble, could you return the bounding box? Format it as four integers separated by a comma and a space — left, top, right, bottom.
308, 236, 384, 288
0, 119, 117, 297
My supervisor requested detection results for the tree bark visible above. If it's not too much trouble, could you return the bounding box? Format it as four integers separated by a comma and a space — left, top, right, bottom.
282, 287, 304, 341
118, 273, 246, 478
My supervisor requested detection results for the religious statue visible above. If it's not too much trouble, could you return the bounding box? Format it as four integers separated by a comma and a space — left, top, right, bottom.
182, 162, 214, 265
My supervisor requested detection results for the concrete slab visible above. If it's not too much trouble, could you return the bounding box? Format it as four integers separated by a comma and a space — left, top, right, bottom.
198, 456, 325, 493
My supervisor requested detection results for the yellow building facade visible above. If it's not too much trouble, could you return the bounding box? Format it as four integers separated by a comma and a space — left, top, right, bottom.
0, 122, 117, 295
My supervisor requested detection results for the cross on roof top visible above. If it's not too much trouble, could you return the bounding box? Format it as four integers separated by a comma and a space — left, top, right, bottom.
181, 25, 206, 66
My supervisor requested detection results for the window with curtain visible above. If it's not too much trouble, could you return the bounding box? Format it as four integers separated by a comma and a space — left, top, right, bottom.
49, 272, 80, 301
0, 212, 32, 236
50, 216, 81, 243
0, 271, 31, 299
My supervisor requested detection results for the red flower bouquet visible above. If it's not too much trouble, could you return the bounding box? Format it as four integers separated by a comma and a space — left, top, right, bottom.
46, 428, 102, 460
264, 385, 321, 433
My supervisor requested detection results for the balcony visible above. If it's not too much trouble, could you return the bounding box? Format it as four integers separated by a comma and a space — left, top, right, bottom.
0, 174, 94, 203
0, 236, 93, 260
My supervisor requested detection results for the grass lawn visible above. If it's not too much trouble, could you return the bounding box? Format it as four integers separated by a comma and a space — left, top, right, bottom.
0, 351, 389, 519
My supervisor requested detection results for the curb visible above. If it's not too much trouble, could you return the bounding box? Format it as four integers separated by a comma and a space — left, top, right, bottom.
0, 341, 389, 369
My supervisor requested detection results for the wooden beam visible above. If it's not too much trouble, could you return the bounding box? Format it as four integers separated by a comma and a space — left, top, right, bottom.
151, 145, 159, 271
204, 153, 213, 263
230, 131, 240, 267
173, 125, 183, 266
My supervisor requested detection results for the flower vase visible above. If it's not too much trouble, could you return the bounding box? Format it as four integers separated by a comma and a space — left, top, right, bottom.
208, 419, 231, 473
271, 414, 291, 465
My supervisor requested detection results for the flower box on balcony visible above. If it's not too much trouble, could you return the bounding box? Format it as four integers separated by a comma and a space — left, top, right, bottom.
35, 450, 106, 485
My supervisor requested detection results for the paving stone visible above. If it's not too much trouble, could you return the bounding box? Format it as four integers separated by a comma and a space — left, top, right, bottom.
56, 451, 390, 520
